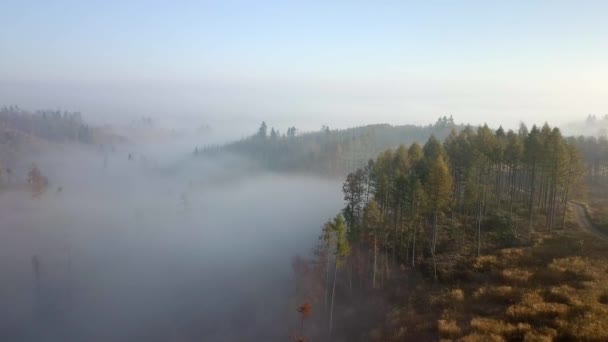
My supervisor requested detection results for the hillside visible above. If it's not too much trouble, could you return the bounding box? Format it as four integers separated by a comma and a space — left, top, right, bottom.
0, 106, 129, 166
201, 116, 461, 176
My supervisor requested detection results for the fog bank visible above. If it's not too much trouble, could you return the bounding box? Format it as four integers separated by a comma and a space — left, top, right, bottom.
0, 143, 342, 341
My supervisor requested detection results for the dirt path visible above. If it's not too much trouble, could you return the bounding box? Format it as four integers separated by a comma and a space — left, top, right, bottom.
570, 202, 608, 241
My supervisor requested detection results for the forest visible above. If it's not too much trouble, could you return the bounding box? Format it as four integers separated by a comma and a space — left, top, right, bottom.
201, 116, 460, 176
0, 106, 93, 144
288, 123, 608, 341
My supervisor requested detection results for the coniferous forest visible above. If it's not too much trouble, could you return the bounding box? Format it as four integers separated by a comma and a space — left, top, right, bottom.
201, 116, 460, 176
284, 122, 608, 341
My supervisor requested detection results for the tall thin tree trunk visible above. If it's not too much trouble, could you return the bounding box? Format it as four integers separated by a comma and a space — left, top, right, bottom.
477, 198, 482, 257
528, 160, 537, 232
348, 262, 353, 296
562, 158, 573, 228
372, 234, 377, 289
329, 258, 339, 339
385, 246, 389, 281
411, 222, 417, 268
509, 164, 517, 237
325, 250, 331, 309
432, 211, 438, 281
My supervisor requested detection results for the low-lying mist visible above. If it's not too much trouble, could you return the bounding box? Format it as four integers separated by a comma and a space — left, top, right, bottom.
0, 141, 342, 341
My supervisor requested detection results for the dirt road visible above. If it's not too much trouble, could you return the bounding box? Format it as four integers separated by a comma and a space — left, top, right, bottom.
571, 202, 608, 241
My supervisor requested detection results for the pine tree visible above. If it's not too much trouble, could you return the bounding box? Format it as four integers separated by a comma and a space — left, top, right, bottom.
270, 127, 278, 140
424, 154, 453, 280
258, 121, 268, 139
363, 201, 382, 288
328, 215, 350, 339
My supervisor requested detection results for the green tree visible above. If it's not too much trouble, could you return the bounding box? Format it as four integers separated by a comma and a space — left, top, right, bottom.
342, 169, 365, 238
424, 154, 453, 280
320, 221, 334, 309
328, 214, 350, 338
561, 144, 584, 227
363, 201, 382, 288
504, 130, 523, 236
407, 177, 426, 267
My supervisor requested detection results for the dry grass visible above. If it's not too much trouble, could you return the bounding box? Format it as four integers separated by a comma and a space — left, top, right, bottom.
545, 285, 581, 305
450, 288, 465, 302
459, 332, 505, 342
469, 317, 531, 339
522, 327, 557, 342
372, 204, 608, 341
501, 268, 533, 284
430, 288, 465, 310
473, 286, 516, 303
548, 256, 597, 281
473, 255, 498, 271
438, 319, 462, 339
506, 291, 569, 322
498, 247, 527, 259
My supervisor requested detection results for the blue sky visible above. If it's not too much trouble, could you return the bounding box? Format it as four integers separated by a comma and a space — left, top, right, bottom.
1, 1, 607, 129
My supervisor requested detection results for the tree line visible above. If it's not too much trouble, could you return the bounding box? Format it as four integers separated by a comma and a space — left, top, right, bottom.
295, 123, 588, 338
200, 116, 460, 176
568, 135, 608, 185
1, 106, 92, 143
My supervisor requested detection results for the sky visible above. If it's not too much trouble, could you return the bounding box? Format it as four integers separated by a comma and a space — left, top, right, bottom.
1, 1, 607, 130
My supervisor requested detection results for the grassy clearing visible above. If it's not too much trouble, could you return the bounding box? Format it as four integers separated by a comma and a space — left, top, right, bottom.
372, 206, 608, 341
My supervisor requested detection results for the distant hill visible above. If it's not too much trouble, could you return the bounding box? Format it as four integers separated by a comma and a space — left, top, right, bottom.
201, 116, 463, 176
0, 106, 93, 143
0, 106, 126, 167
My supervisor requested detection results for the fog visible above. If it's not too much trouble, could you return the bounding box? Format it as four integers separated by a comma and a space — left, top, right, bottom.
0, 140, 342, 341
3, 78, 607, 132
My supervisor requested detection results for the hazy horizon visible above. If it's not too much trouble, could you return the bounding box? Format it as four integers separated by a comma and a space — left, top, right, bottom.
2, 1, 607, 130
